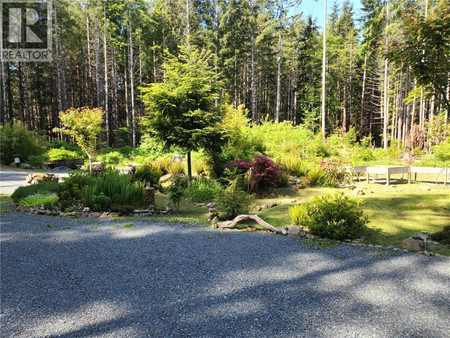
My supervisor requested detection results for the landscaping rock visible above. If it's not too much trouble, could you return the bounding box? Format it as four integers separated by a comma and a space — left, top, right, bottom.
206, 202, 216, 208
88, 212, 100, 218
277, 227, 288, 236
262, 202, 278, 209
355, 188, 365, 196
287, 226, 302, 236
159, 174, 173, 184
19, 163, 32, 169
402, 237, 425, 252
247, 226, 256, 232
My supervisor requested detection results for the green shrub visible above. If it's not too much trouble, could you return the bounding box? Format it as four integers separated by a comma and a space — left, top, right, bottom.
27, 154, 50, 168
81, 185, 95, 209
215, 179, 253, 220
0, 121, 47, 164
186, 177, 221, 203
134, 165, 163, 185
290, 192, 369, 240
92, 193, 112, 212
11, 182, 60, 203
19, 193, 59, 207
97, 151, 125, 166
59, 171, 96, 205
47, 148, 84, 161
168, 177, 186, 212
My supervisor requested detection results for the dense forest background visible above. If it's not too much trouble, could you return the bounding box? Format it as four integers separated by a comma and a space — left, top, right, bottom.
1, 0, 448, 150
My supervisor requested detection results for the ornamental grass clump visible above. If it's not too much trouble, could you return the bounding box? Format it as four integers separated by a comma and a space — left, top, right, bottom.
289, 192, 369, 240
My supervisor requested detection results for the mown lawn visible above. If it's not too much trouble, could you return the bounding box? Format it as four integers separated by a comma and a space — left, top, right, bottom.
158, 177, 450, 255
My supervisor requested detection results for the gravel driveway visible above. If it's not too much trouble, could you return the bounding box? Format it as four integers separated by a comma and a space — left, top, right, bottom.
1, 210, 449, 337
0, 169, 70, 195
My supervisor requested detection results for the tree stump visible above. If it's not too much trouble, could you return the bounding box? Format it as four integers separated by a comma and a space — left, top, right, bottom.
216, 215, 277, 233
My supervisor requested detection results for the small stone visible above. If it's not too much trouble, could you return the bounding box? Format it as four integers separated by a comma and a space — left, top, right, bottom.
344, 239, 352, 243
209, 208, 218, 213
417, 250, 424, 255
429, 251, 435, 256
423, 250, 431, 256
255, 206, 262, 212
393, 248, 401, 252
370, 191, 374, 194
211, 216, 219, 225
435, 253, 441, 257
247, 226, 256, 232
422, 186, 431, 191
89, 212, 100, 218
83, 207, 90, 212
368, 244, 374, 248
291, 199, 298, 203
375, 245, 382, 248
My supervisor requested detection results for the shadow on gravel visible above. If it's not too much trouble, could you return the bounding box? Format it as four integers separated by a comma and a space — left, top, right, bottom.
1, 212, 449, 337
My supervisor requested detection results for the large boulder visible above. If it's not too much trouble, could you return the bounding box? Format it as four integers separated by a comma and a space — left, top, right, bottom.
402, 237, 425, 251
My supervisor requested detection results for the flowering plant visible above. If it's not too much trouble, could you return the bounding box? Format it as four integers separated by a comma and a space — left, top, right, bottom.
319, 158, 351, 187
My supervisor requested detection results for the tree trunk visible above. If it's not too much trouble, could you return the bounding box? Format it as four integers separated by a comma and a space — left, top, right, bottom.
55, 0, 62, 113
128, 11, 136, 148
86, 11, 93, 107
104, 2, 109, 146
187, 150, 192, 182
275, 0, 283, 123
95, 7, 101, 107
360, 53, 367, 134
321, 0, 327, 140
383, 1, 389, 149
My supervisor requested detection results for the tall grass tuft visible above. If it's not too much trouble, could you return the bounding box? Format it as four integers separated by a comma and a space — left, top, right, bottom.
94, 170, 144, 207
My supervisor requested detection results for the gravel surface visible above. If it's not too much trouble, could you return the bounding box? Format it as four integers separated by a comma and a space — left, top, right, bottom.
0, 169, 70, 195
1, 210, 449, 337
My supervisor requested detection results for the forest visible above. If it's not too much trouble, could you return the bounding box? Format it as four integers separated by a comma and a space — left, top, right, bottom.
0, 0, 449, 153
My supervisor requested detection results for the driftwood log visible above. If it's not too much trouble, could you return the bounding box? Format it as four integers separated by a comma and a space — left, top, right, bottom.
216, 215, 277, 233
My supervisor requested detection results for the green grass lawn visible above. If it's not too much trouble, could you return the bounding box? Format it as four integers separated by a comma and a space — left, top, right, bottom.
159, 179, 449, 255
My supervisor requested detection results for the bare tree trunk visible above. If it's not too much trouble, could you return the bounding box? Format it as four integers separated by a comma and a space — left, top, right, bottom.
360, 53, 367, 134
383, 0, 389, 149
275, 0, 283, 123
214, 0, 219, 106
128, 10, 136, 148
22, 64, 30, 130
397, 66, 403, 146
104, 2, 109, 146
321, 0, 327, 140
95, 4, 102, 107
55, 0, 62, 113
152, 40, 157, 82
112, 49, 119, 146
250, 1, 257, 123
87, 11, 93, 107
139, 42, 143, 117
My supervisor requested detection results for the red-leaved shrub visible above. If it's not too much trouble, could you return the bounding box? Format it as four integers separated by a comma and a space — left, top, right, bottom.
227, 155, 282, 193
